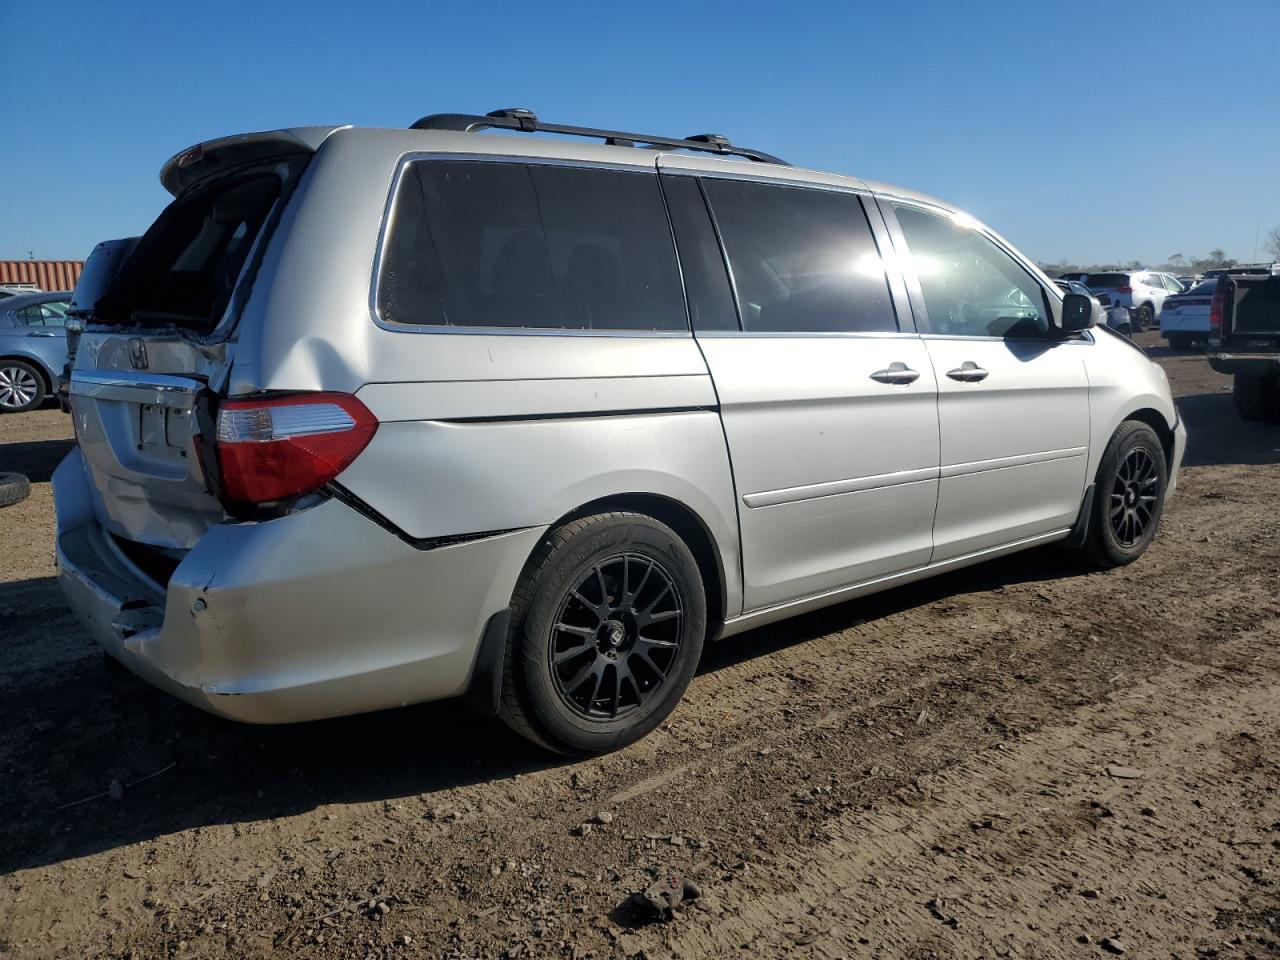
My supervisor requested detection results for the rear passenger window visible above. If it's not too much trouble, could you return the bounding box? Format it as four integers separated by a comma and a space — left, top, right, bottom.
661, 175, 739, 331
377, 161, 687, 332
700, 179, 896, 334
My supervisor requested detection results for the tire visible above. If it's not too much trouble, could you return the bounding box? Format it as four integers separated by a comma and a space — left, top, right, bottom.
1134, 304, 1154, 332
1078, 421, 1167, 569
0, 359, 46, 413
1233, 371, 1280, 422
498, 512, 707, 756
0, 472, 31, 508
1166, 332, 1192, 351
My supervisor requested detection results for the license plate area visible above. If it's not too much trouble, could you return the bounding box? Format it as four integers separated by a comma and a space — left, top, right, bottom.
138, 402, 193, 460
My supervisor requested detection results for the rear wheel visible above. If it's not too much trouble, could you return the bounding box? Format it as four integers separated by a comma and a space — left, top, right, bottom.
1077, 420, 1167, 568
1166, 332, 1193, 351
0, 360, 45, 413
1233, 371, 1280, 422
1134, 304, 1154, 332
499, 512, 707, 756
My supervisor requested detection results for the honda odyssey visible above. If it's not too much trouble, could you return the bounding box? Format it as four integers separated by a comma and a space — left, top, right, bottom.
54, 109, 1187, 755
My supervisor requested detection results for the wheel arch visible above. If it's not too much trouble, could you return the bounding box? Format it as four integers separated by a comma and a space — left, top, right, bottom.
548, 492, 729, 642
462, 494, 730, 720
1123, 406, 1175, 471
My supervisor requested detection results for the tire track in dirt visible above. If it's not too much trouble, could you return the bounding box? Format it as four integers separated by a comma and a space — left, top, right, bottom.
654, 645, 1280, 958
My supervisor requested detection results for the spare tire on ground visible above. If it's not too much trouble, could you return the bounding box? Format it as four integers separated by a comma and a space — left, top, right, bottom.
0, 472, 31, 508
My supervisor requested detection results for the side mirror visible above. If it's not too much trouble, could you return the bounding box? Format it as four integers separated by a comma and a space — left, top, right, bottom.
1060, 292, 1099, 333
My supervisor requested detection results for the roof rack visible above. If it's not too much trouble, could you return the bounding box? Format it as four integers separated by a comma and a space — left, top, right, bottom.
409, 108, 787, 165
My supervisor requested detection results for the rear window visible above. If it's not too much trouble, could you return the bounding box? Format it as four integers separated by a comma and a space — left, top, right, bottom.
1085, 273, 1128, 288
377, 161, 687, 331
96, 175, 282, 331
1185, 279, 1217, 296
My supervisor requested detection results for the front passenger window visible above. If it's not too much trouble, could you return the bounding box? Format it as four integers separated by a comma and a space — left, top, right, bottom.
893, 204, 1049, 338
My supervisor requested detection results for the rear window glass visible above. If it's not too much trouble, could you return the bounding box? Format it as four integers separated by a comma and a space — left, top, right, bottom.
1186, 279, 1217, 296
377, 161, 687, 331
96, 175, 281, 331
1084, 273, 1128, 288
701, 179, 897, 334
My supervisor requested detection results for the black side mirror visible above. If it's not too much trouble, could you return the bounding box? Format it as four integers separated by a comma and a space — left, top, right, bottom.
1060, 292, 1099, 333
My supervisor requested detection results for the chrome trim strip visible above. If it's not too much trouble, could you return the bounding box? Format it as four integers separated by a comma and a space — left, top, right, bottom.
921, 333, 1094, 344
743, 466, 938, 508
694, 330, 920, 340
368, 152, 692, 339
69, 371, 201, 410
939, 447, 1086, 479
661, 164, 874, 197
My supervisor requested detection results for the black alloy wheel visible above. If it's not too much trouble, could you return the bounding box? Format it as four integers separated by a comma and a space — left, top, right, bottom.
549, 553, 684, 720
1108, 446, 1160, 547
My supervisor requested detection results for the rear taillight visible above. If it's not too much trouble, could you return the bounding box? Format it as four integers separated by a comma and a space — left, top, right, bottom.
1116, 285, 1134, 294
1209, 285, 1225, 337
214, 392, 377, 504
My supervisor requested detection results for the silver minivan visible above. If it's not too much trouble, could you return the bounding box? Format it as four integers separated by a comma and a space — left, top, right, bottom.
55, 110, 1186, 754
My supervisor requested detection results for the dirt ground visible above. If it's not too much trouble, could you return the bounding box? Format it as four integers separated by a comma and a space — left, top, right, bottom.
1, 333, 1278, 960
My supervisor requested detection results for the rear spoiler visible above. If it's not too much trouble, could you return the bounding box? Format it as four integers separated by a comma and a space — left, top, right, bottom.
159, 126, 346, 196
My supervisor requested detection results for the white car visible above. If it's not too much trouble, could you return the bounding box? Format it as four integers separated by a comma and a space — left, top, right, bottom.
1159, 279, 1217, 349
1081, 271, 1184, 332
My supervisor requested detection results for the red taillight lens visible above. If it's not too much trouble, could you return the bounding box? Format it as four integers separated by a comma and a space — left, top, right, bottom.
214, 392, 377, 504
1209, 286, 1224, 336
1116, 285, 1134, 294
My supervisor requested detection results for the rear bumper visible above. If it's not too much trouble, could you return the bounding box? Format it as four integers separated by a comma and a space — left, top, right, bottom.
1208, 353, 1280, 376
1159, 314, 1208, 335
53, 448, 543, 723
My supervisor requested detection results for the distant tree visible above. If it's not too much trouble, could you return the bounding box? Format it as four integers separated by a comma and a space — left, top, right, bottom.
1168, 253, 1185, 267
1264, 226, 1280, 262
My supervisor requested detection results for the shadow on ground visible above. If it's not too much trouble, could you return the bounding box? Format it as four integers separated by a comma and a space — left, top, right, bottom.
2, 370, 1274, 875
1176, 392, 1280, 467
0, 438, 75, 483
0, 544, 1090, 877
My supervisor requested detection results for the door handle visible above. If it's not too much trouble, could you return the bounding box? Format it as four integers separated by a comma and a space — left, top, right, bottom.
869, 361, 921, 385
946, 361, 989, 382
25, 331, 59, 338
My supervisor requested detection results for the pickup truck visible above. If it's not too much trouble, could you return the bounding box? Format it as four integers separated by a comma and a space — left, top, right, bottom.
1208, 266, 1280, 421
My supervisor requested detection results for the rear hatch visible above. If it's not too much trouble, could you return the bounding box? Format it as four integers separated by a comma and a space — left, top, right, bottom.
1083, 273, 1130, 306
68, 131, 326, 553
1162, 280, 1216, 315
1225, 273, 1280, 339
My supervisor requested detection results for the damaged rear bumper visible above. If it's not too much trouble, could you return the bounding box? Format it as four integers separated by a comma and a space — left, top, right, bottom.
53, 447, 543, 723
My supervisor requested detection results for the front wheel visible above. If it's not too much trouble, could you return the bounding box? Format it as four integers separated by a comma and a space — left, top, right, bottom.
1077, 420, 1168, 568
499, 512, 707, 756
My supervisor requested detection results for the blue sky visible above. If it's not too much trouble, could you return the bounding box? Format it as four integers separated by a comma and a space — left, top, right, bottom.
2, 0, 1278, 266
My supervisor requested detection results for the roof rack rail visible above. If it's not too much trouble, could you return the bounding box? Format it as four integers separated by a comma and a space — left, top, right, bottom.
409, 108, 787, 165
